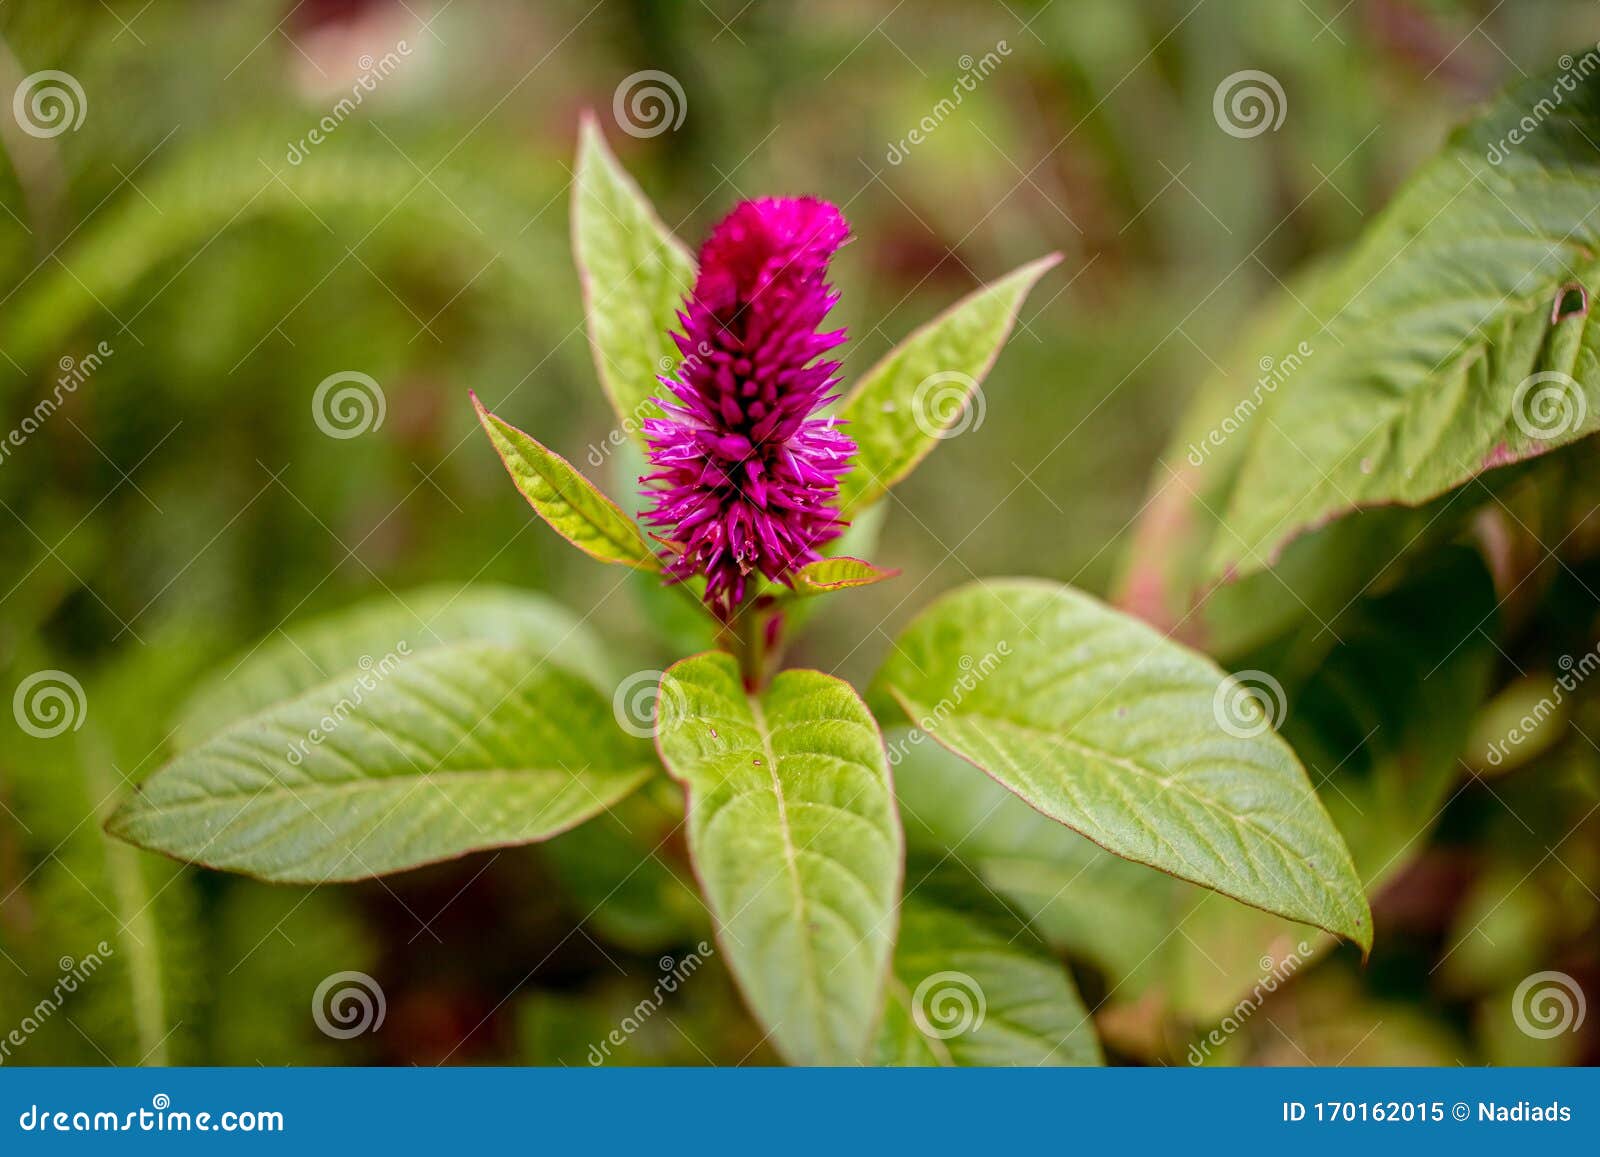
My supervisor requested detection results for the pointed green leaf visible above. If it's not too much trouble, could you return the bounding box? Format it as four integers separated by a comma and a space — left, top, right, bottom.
1196, 62, 1600, 580
654, 652, 903, 1065
787, 556, 900, 596
108, 643, 656, 883
473, 393, 659, 569
836, 254, 1059, 515
875, 871, 1102, 1066
573, 114, 696, 445
177, 584, 615, 747
872, 579, 1371, 950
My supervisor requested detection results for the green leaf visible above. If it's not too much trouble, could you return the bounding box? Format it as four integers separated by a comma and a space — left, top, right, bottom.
572, 114, 697, 447
875, 871, 1102, 1066
836, 254, 1059, 515
1195, 62, 1600, 581
473, 393, 660, 570
654, 652, 903, 1065
108, 643, 656, 883
893, 729, 1177, 995
872, 579, 1371, 950
177, 584, 615, 747
787, 556, 900, 596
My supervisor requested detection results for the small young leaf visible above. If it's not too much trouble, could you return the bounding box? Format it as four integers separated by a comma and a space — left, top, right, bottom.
875, 872, 1103, 1067
654, 652, 903, 1065
109, 644, 656, 883
176, 584, 614, 746
836, 254, 1059, 515
787, 556, 899, 596
573, 114, 696, 446
473, 393, 660, 570
872, 579, 1372, 951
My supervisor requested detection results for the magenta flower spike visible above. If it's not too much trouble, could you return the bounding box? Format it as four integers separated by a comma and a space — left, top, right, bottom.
640, 197, 856, 618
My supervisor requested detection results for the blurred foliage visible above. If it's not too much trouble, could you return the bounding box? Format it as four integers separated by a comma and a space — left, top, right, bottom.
2, 0, 1599, 1065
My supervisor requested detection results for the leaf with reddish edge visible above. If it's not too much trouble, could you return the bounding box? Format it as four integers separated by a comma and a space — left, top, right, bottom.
572, 113, 696, 450
872, 579, 1372, 953
654, 651, 903, 1065
1173, 66, 1600, 584
472, 392, 660, 570
835, 253, 1060, 516
786, 556, 900, 596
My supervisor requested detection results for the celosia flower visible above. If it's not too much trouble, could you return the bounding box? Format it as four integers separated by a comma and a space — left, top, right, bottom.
641, 197, 855, 618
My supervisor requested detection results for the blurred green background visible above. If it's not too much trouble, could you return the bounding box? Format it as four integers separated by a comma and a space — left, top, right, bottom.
1, 0, 1597, 1066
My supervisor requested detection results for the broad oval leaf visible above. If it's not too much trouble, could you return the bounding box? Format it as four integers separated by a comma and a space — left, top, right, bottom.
573, 114, 696, 446
177, 584, 614, 747
654, 652, 903, 1065
473, 393, 660, 569
1197, 62, 1600, 580
109, 643, 656, 882
874, 872, 1102, 1067
836, 254, 1059, 515
872, 579, 1371, 950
